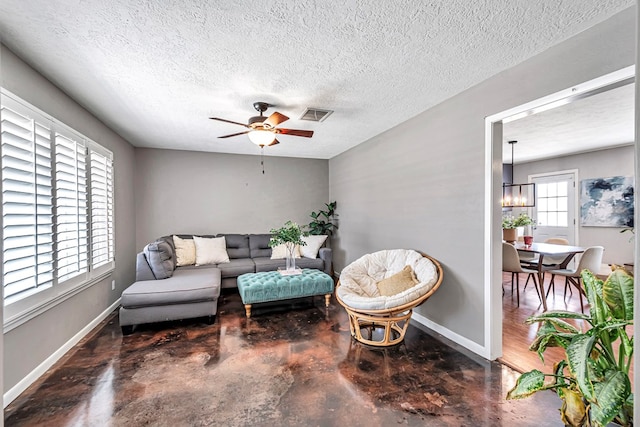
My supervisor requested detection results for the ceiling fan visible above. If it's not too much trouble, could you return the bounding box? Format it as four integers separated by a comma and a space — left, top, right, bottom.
209, 102, 314, 147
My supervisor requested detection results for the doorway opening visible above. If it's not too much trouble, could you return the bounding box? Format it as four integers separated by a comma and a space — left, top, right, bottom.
484, 65, 635, 363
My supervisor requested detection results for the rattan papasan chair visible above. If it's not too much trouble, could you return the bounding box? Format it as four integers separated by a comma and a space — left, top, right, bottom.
335, 249, 443, 347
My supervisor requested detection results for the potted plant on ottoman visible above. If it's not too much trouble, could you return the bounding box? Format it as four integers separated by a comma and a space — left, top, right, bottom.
502, 212, 534, 243
269, 221, 307, 273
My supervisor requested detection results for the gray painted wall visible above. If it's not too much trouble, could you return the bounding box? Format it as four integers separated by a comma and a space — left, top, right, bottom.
514, 145, 635, 265
329, 8, 636, 347
1, 45, 137, 393
134, 148, 329, 249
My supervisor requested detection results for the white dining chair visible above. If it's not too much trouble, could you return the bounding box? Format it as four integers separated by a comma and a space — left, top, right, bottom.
517, 241, 539, 267
516, 235, 539, 293
502, 242, 541, 307
543, 237, 569, 265
547, 246, 604, 313
519, 237, 570, 295
539, 237, 570, 298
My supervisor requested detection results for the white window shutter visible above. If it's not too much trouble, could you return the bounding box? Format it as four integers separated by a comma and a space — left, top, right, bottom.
1, 106, 54, 299
54, 133, 88, 283
89, 149, 114, 268
1, 92, 115, 313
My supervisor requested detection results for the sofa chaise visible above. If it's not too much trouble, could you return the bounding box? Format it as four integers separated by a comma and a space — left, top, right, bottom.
119, 233, 332, 333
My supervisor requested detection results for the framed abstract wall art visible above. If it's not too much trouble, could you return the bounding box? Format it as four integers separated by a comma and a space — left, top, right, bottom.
580, 176, 634, 227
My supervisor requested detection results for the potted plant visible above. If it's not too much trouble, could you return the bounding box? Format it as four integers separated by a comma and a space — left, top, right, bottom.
307, 201, 338, 236
506, 267, 634, 427
269, 221, 307, 272
502, 212, 534, 243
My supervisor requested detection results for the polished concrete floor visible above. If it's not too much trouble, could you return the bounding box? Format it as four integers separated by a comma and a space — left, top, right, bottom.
5, 291, 564, 426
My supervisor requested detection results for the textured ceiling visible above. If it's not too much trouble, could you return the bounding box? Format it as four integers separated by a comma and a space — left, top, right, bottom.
504, 82, 635, 164
0, 1, 634, 159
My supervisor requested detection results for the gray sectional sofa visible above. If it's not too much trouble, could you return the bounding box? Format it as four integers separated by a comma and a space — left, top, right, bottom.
119, 233, 332, 333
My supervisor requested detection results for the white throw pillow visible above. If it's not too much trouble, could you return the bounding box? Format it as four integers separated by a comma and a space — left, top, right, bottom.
270, 243, 301, 259
300, 235, 328, 259
193, 236, 230, 265
173, 235, 196, 266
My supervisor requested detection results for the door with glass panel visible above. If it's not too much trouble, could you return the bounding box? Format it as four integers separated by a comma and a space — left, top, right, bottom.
531, 172, 577, 245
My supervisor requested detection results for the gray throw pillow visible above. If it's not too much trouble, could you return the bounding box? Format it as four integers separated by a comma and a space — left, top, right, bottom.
144, 240, 176, 279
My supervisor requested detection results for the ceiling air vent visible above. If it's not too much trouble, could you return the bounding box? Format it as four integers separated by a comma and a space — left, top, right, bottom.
299, 108, 333, 122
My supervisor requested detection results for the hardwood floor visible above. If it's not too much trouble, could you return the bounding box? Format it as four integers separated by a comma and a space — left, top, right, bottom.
500, 271, 634, 382
500, 271, 585, 374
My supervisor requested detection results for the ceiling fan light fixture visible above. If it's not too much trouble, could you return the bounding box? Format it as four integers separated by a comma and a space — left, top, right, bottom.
211, 102, 311, 146
248, 129, 276, 146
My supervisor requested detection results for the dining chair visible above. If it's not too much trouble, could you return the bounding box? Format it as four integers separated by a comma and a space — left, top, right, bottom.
547, 246, 604, 313
502, 242, 541, 307
516, 236, 539, 293
520, 237, 570, 295
517, 239, 539, 267
540, 237, 570, 298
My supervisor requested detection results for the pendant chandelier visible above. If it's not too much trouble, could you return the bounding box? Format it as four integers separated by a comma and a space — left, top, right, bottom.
502, 140, 535, 207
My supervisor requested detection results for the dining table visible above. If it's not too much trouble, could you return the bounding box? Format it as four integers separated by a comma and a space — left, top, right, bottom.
514, 241, 585, 311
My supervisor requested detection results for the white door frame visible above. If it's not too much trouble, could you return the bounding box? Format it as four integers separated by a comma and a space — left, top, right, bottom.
529, 169, 580, 245
483, 65, 635, 360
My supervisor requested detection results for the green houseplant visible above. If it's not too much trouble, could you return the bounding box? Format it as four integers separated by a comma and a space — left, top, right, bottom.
506, 267, 634, 427
307, 201, 338, 236
269, 221, 307, 271
502, 212, 534, 229
502, 212, 534, 242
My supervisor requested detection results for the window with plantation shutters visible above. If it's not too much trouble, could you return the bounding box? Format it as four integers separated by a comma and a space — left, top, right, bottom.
1, 105, 54, 299
54, 133, 88, 282
90, 149, 114, 268
1, 90, 115, 324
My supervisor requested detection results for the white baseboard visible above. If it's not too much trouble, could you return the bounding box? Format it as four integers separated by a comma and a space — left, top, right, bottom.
4, 298, 121, 408
411, 311, 489, 359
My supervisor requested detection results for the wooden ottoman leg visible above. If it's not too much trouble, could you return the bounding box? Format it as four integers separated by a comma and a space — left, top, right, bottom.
325, 294, 331, 307
244, 304, 252, 318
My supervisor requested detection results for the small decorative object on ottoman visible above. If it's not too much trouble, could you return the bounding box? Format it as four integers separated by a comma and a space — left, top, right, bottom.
237, 269, 334, 318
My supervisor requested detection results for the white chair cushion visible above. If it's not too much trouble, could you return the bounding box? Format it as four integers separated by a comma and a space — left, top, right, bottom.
337, 249, 439, 310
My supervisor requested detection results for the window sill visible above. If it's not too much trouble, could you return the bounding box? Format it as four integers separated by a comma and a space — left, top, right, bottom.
3, 269, 114, 334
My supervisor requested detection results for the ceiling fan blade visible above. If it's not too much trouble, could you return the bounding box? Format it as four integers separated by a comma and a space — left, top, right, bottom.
209, 117, 249, 128
264, 112, 289, 128
276, 128, 314, 138
268, 139, 280, 146
218, 131, 250, 139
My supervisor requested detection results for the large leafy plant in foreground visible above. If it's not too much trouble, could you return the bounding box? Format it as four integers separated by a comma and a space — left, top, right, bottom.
507, 268, 634, 427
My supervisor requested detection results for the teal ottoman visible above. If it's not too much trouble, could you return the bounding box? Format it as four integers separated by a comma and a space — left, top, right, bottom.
237, 269, 334, 318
